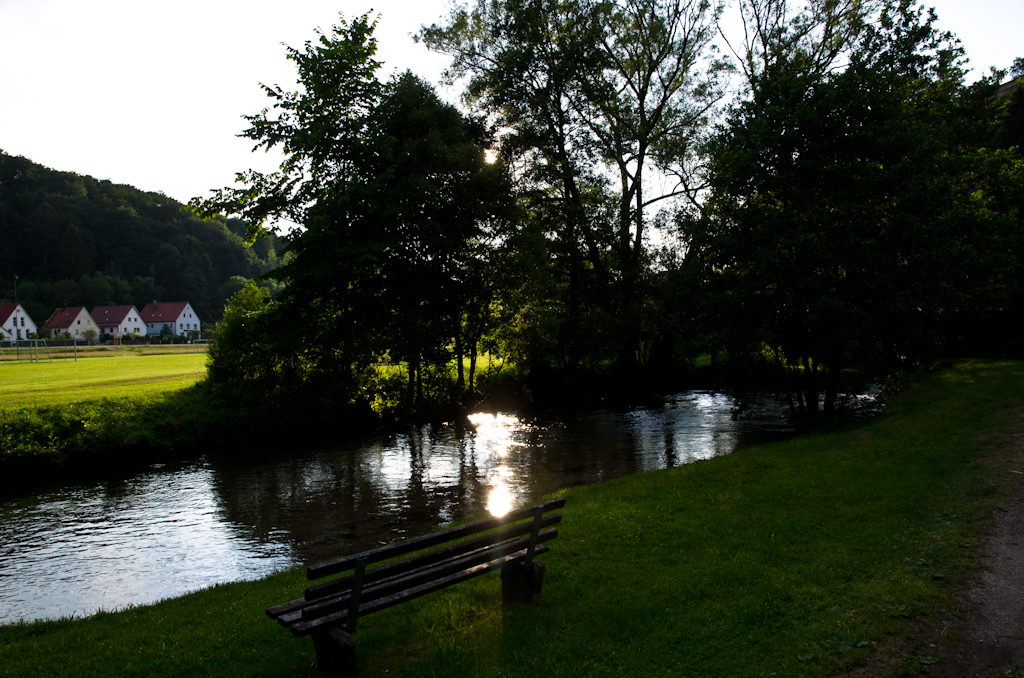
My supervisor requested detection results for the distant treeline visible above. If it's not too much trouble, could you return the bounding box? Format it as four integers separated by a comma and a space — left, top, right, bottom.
0, 152, 283, 324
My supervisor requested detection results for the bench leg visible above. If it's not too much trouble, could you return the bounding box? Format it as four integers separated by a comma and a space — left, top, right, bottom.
311, 626, 357, 678
501, 559, 546, 604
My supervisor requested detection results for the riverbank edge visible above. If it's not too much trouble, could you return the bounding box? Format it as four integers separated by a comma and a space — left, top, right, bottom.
0, 358, 778, 493
1, 359, 1020, 677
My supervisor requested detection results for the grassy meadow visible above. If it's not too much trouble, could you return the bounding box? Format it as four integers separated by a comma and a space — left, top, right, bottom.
0, 352, 214, 474
0, 352, 207, 409
1, 360, 1021, 677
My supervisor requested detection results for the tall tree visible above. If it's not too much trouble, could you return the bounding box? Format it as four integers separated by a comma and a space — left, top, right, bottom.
195, 15, 514, 411
719, 0, 880, 89
421, 0, 727, 372
685, 0, 997, 417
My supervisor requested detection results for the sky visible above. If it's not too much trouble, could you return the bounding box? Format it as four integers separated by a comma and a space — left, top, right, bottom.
1, 0, 1021, 207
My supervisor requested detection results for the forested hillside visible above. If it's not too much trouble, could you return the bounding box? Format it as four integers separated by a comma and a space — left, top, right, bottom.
0, 152, 282, 325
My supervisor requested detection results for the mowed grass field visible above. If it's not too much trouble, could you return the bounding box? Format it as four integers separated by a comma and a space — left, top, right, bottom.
0, 353, 208, 410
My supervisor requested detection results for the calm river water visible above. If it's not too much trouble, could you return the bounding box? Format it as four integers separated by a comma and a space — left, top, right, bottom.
0, 391, 823, 624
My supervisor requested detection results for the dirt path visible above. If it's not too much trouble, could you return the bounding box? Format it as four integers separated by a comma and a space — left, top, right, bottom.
912, 425, 1024, 677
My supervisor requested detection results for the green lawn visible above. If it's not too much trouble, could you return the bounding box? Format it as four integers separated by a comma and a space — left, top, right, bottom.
0, 354, 207, 410
1, 360, 1020, 677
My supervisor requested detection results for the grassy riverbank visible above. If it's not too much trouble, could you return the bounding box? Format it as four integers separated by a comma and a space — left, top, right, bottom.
0, 354, 220, 479
1, 360, 1022, 677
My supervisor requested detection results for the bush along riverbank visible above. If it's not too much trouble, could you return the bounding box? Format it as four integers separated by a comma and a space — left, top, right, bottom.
1, 359, 1021, 677
0, 381, 227, 482
0, 356, 702, 486
0, 378, 380, 490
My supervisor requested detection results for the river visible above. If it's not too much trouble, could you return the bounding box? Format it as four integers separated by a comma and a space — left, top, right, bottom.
0, 390, 857, 624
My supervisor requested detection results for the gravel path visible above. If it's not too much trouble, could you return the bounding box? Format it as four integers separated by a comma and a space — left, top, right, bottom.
914, 429, 1024, 677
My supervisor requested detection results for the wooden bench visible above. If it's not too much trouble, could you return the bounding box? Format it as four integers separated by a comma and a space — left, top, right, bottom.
267, 497, 566, 677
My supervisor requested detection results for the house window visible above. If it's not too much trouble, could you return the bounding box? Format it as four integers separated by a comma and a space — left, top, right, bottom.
21, 317, 25, 326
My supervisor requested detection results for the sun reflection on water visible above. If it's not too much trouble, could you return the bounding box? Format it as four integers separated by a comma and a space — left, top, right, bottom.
487, 480, 515, 517
468, 412, 523, 458
469, 413, 524, 515
1, 391, 809, 624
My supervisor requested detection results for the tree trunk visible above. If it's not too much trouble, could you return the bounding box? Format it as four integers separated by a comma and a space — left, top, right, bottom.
407, 360, 416, 410
416, 360, 423, 406
822, 346, 843, 417
454, 316, 465, 395
802, 355, 819, 417
403, 360, 411, 409
469, 336, 478, 394
567, 243, 581, 375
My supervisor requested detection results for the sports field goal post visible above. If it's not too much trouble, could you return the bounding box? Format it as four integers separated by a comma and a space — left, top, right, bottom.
0, 339, 53, 363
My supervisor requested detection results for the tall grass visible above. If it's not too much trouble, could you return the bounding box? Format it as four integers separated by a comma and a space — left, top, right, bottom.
1, 360, 1020, 677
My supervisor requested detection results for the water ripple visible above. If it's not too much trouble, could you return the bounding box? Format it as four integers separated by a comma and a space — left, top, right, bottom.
0, 390, 865, 624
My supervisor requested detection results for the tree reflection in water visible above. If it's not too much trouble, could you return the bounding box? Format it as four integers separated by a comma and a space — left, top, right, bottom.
2, 390, 829, 623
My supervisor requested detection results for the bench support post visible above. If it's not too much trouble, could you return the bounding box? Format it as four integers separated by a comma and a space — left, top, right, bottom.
345, 555, 368, 633
501, 559, 546, 604
523, 506, 543, 565
311, 626, 357, 678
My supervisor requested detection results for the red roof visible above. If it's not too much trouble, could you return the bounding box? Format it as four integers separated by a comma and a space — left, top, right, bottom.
43, 307, 88, 330
0, 302, 18, 326
139, 301, 190, 323
91, 305, 138, 327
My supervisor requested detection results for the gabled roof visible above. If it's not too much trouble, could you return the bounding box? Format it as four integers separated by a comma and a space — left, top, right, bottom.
90, 305, 138, 326
43, 307, 88, 330
0, 302, 19, 326
139, 301, 190, 323
995, 78, 1023, 100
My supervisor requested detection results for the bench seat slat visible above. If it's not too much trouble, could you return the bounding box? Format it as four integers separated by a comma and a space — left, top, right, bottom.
266, 596, 311, 620
304, 513, 562, 601
290, 543, 549, 637
307, 497, 566, 579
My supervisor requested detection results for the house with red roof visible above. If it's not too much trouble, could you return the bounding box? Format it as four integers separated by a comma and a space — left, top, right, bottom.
90, 305, 145, 339
1, 302, 38, 341
42, 307, 98, 340
139, 301, 201, 337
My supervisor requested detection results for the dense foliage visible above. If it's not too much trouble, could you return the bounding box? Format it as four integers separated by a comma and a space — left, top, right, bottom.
198, 2, 1022, 422
422, 0, 730, 375
195, 15, 515, 417
676, 0, 1024, 417
0, 152, 283, 324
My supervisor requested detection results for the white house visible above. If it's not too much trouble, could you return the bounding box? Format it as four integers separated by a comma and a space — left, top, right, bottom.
42, 306, 99, 340
0, 302, 38, 341
139, 301, 201, 336
90, 305, 145, 338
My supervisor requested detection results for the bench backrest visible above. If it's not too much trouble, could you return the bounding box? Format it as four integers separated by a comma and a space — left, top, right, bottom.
304, 497, 565, 598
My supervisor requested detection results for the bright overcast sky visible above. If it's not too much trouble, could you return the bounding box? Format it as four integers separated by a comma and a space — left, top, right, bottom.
1, 0, 1021, 207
